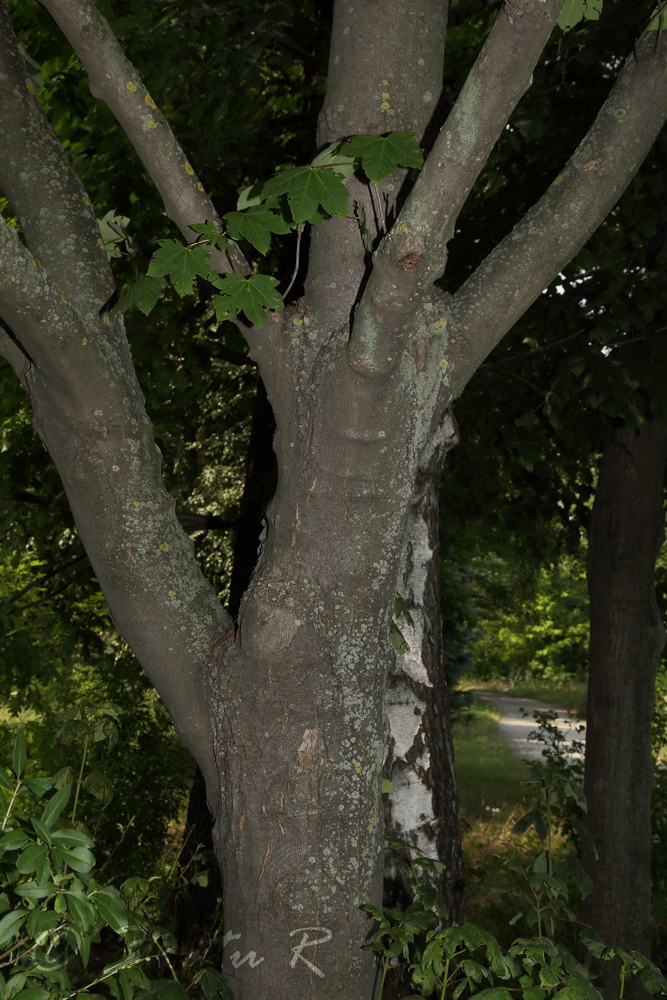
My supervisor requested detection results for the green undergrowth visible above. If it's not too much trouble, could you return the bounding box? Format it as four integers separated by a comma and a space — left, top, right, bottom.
453, 696, 535, 942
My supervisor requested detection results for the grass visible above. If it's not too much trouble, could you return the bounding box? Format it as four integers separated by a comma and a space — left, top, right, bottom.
453, 696, 530, 824
452, 695, 540, 943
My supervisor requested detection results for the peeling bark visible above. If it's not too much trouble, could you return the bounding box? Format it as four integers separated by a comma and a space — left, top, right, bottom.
385, 411, 465, 923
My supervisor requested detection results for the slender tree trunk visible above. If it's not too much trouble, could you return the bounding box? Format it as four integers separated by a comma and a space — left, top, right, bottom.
385, 411, 466, 922
582, 418, 667, 972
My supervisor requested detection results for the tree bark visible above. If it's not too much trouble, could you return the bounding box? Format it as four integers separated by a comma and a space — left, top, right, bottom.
582, 418, 667, 973
2, 3, 667, 998
385, 411, 466, 923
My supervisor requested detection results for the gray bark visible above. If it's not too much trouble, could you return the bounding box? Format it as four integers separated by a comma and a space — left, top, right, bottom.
1, 2, 667, 997
582, 418, 667, 975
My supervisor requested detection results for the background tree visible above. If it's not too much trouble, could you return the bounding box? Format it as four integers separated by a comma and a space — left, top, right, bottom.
1, 2, 667, 998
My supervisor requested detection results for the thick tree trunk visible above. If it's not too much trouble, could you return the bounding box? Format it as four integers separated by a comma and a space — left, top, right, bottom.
208, 319, 454, 998
385, 411, 466, 922
3, 5, 667, 1000
582, 418, 667, 971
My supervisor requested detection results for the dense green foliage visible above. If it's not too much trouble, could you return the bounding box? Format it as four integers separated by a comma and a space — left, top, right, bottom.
370, 717, 667, 999
0, 728, 229, 1000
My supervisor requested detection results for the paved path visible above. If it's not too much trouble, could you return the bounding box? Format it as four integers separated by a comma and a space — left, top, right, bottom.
472, 691, 586, 761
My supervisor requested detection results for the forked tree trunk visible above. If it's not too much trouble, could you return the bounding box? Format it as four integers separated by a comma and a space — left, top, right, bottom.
212, 342, 444, 997
3, 4, 667, 999
582, 418, 667, 973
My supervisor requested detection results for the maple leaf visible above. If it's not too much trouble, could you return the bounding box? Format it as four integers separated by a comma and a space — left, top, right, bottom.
224, 206, 291, 255
147, 239, 212, 297
261, 165, 349, 223
341, 132, 423, 183
115, 274, 165, 316
213, 273, 284, 328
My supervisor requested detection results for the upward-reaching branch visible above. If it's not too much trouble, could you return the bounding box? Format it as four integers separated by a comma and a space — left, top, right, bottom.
449, 29, 667, 375
348, 0, 563, 375
0, 3, 113, 325
38, 0, 249, 275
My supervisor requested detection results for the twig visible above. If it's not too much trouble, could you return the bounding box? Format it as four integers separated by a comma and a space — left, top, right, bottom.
282, 224, 304, 301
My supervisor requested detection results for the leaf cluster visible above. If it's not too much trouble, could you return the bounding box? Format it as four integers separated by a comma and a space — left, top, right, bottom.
367, 729, 667, 999
0, 728, 232, 1000
117, 132, 423, 327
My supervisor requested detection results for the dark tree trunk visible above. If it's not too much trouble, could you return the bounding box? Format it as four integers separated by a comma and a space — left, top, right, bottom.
582, 418, 667, 973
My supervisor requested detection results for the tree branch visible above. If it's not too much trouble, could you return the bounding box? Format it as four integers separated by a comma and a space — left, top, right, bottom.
0, 3, 113, 325
0, 555, 87, 607
348, 0, 563, 375
0, 214, 232, 804
37, 0, 249, 275
448, 30, 667, 374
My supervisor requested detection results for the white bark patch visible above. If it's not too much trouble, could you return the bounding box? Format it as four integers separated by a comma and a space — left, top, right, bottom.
391, 760, 436, 858
297, 728, 321, 772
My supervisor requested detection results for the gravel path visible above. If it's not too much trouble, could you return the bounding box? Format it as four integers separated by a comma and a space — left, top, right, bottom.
472, 691, 586, 761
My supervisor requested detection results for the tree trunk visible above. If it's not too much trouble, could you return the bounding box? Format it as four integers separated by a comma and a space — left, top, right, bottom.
582, 418, 667, 971
3, 4, 667, 999
385, 410, 466, 922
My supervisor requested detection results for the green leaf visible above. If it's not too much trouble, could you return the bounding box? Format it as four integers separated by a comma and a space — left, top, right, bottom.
98, 210, 132, 259
389, 621, 410, 654
381, 778, 397, 794
83, 769, 114, 803
0, 829, 31, 853
25, 907, 59, 944
310, 143, 357, 181
224, 206, 291, 255
236, 182, 263, 210
12, 990, 49, 1000
261, 165, 349, 223
648, 5, 667, 29
213, 273, 284, 328
51, 828, 94, 849
512, 809, 548, 839
95, 893, 130, 934
557, 0, 603, 30
23, 778, 54, 797
116, 274, 165, 316
52, 845, 95, 874
472, 990, 514, 1000
16, 842, 50, 881
64, 891, 96, 931
14, 882, 57, 901
40, 783, 71, 829
147, 239, 212, 297
190, 221, 228, 251
0, 767, 14, 791
341, 132, 424, 182
199, 968, 235, 1000
29, 818, 52, 846
6, 974, 27, 1000
0, 911, 25, 946
12, 728, 26, 780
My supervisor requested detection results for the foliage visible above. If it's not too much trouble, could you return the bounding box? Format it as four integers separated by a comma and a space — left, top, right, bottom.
369, 715, 667, 999
118, 132, 424, 326
469, 555, 588, 686
0, 727, 232, 1000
